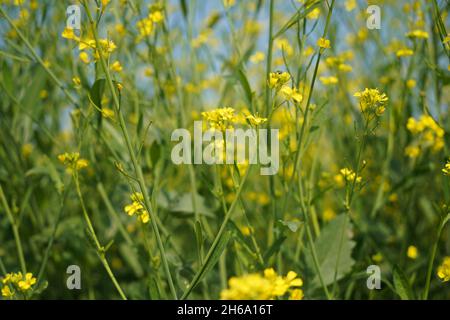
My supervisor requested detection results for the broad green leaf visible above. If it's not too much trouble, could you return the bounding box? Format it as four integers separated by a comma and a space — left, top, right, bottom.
393, 266, 414, 300
305, 214, 355, 288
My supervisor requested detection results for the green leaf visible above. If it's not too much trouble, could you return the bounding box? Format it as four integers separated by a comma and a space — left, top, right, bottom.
236, 68, 253, 106
184, 229, 233, 297
393, 266, 414, 300
89, 78, 106, 109
304, 214, 356, 288
264, 235, 287, 261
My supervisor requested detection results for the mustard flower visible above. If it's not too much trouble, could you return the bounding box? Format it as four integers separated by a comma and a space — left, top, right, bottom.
246, 113, 267, 127
268, 71, 290, 89
437, 257, 450, 282
202, 107, 236, 131
442, 160, 450, 176
317, 37, 331, 49
407, 245, 419, 260
220, 268, 303, 300
353, 88, 388, 116
58, 152, 88, 171
124, 192, 150, 224
280, 86, 303, 103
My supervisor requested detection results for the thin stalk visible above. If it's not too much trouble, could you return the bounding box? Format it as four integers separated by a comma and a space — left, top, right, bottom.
181, 165, 253, 299
423, 214, 449, 300
73, 173, 127, 300
0, 184, 27, 274
82, 1, 177, 299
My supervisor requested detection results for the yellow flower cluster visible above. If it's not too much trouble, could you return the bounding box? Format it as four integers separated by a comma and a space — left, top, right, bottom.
124, 192, 150, 224
406, 29, 429, 39
279, 86, 303, 103
62, 28, 117, 64
268, 71, 290, 89
405, 115, 444, 158
339, 168, 362, 184
396, 48, 414, 58
1, 272, 37, 298
220, 268, 303, 300
202, 107, 236, 131
443, 160, 450, 176
325, 51, 353, 73
437, 257, 450, 282
317, 37, 331, 49
353, 88, 388, 116
58, 152, 88, 171
319, 76, 338, 86
136, 5, 164, 42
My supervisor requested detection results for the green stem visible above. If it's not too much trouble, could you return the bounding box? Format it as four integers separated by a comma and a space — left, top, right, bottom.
0, 184, 27, 274
181, 165, 253, 299
82, 0, 177, 299
423, 214, 449, 300
73, 173, 127, 300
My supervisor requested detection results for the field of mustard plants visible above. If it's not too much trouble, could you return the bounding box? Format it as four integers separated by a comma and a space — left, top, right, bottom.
0, 0, 449, 300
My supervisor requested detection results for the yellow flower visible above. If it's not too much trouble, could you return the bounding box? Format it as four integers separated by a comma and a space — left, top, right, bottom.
249, 51, 265, 64
319, 76, 338, 85
1, 285, 13, 298
202, 107, 236, 131
406, 29, 429, 39
323, 208, 336, 222
307, 8, 320, 20
61, 27, 79, 41
340, 168, 362, 184
406, 115, 444, 154
280, 86, 303, 103
220, 269, 303, 300
372, 253, 383, 263
101, 107, 115, 119
442, 160, 450, 176
18, 273, 36, 291
353, 88, 388, 115
406, 79, 416, 89
72, 77, 81, 87
241, 226, 252, 236
79, 52, 90, 64
396, 48, 414, 57
101, 0, 110, 7
345, 0, 356, 11
149, 11, 164, 23
289, 289, 304, 300
124, 192, 150, 224
223, 0, 235, 8
405, 145, 420, 158
246, 113, 267, 127
268, 71, 290, 89
317, 37, 331, 49
407, 245, 419, 259
110, 61, 123, 72
58, 152, 89, 171
437, 257, 450, 282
